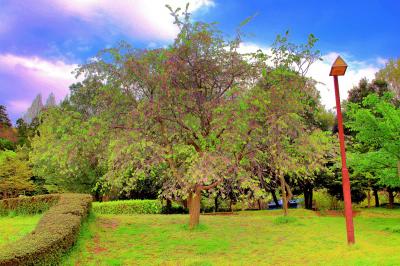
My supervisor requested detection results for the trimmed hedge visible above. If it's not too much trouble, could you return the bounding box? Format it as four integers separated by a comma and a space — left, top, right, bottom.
0, 193, 92, 266
93, 199, 162, 214
0, 194, 60, 216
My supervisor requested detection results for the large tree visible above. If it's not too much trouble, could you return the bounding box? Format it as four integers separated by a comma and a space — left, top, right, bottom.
245, 31, 334, 215
346, 92, 400, 208
79, 5, 262, 228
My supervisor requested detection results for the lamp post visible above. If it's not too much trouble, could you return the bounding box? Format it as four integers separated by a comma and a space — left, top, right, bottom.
330, 56, 355, 244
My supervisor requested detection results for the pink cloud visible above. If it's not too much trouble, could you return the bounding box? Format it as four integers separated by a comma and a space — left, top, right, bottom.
0, 53, 78, 101
0, 54, 79, 120
7, 100, 31, 114
49, 0, 215, 40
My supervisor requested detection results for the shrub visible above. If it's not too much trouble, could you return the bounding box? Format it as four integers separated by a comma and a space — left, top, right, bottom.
0, 138, 15, 151
313, 189, 344, 211
0, 194, 59, 216
93, 199, 162, 214
0, 193, 92, 265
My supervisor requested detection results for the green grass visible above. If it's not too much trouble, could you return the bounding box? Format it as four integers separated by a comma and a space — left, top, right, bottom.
0, 214, 42, 245
63, 208, 400, 266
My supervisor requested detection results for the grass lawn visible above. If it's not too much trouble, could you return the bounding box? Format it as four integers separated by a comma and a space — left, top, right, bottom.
0, 214, 42, 245
64, 208, 400, 266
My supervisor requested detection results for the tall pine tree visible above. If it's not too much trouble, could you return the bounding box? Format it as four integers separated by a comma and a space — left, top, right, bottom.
0, 105, 12, 128
45, 92, 56, 107
23, 94, 44, 124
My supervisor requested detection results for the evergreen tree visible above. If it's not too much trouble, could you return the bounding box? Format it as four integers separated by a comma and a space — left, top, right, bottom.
23, 94, 44, 124
0, 105, 12, 128
45, 92, 56, 107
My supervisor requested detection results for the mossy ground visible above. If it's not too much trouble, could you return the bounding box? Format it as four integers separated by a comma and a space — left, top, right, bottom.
0, 214, 41, 245
64, 208, 400, 266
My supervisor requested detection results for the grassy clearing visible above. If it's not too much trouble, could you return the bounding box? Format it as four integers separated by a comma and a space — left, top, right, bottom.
64, 208, 400, 266
0, 214, 41, 245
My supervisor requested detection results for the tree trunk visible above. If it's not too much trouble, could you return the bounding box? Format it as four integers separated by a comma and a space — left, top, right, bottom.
188, 189, 201, 229
304, 187, 313, 210
214, 194, 219, 213
373, 189, 380, 207
258, 199, 262, 210
271, 189, 279, 207
166, 199, 172, 214
278, 170, 288, 216
388, 189, 394, 209
367, 190, 371, 208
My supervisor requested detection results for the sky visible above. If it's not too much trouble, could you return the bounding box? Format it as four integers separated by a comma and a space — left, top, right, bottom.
0, 0, 399, 123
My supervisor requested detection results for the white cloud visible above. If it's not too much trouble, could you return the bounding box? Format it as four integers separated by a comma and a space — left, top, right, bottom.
237, 42, 270, 54
49, 0, 215, 40
307, 52, 380, 111
376, 57, 388, 66
0, 53, 78, 104
7, 100, 31, 114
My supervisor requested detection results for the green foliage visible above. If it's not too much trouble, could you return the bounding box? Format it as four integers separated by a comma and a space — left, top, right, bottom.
0, 193, 92, 265
0, 150, 15, 164
313, 189, 344, 211
30, 108, 107, 193
0, 149, 35, 198
347, 93, 400, 188
92, 199, 162, 214
0, 194, 59, 216
0, 138, 15, 151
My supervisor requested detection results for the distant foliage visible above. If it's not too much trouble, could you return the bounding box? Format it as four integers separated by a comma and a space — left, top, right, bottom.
347, 78, 389, 104
376, 58, 400, 99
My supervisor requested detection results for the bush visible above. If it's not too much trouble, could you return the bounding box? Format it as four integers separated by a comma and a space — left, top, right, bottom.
0, 138, 15, 151
0, 193, 92, 265
0, 194, 59, 216
313, 189, 344, 211
93, 199, 162, 214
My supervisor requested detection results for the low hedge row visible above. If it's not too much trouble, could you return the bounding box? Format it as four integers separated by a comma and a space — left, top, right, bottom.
93, 199, 162, 214
0, 194, 60, 216
0, 193, 92, 266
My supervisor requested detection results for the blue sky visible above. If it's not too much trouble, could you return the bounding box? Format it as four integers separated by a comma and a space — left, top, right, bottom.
1, 0, 399, 122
